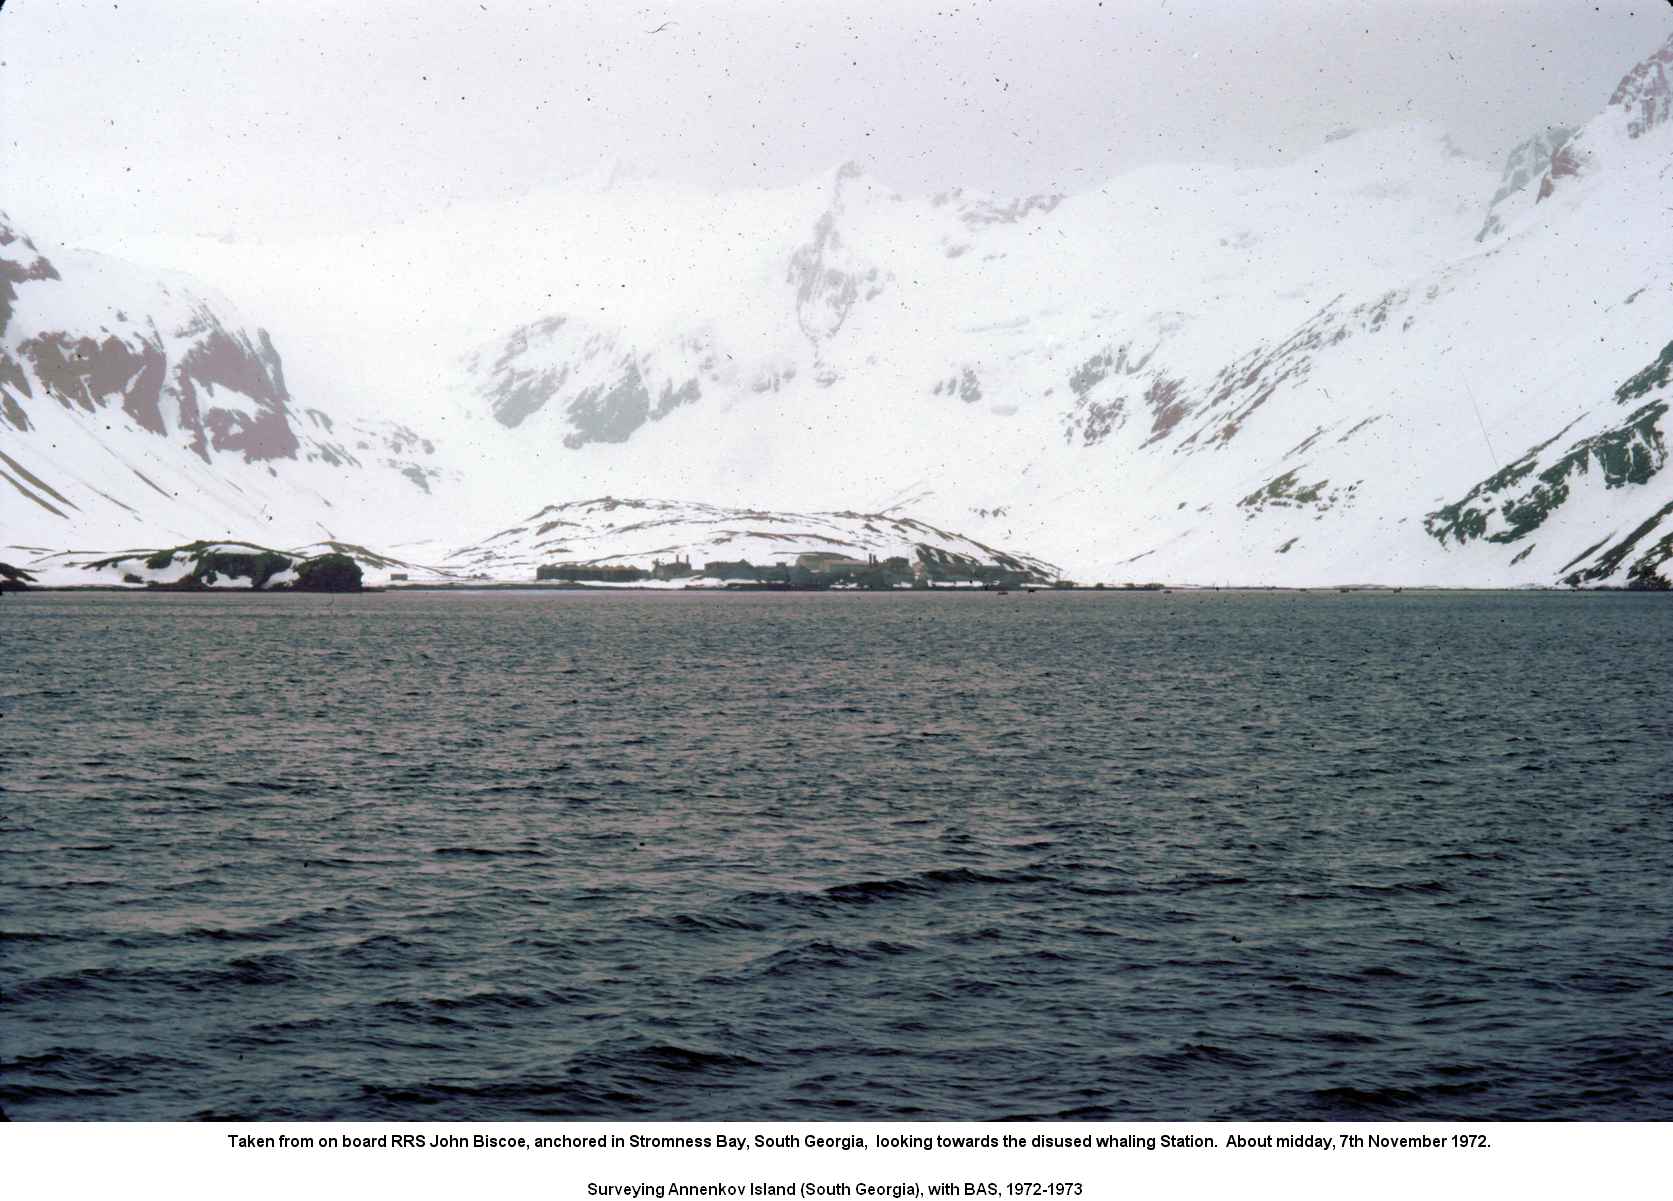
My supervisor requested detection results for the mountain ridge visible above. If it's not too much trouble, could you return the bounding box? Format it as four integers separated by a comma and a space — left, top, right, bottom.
4, 34, 1673, 589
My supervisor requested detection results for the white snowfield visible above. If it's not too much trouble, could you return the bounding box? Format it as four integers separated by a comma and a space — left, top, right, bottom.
3, 34, 1672, 589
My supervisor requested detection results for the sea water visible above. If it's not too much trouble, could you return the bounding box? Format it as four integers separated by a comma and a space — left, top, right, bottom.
2, 589, 1670, 1119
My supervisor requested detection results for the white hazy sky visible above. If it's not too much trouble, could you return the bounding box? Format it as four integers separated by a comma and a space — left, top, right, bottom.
1, 0, 1668, 246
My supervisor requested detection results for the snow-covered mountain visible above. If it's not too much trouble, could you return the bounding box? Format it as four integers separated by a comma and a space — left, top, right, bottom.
5, 33, 1673, 588
21, 500, 1059, 589
439, 497, 1059, 584
0, 214, 449, 553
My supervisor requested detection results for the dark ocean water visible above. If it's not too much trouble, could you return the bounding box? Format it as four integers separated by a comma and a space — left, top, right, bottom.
3, 589, 1671, 1121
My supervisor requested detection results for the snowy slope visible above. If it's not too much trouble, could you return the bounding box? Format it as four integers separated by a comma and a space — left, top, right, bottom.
426, 36, 1669, 588
438, 496, 1059, 584
16, 500, 1058, 589
0, 216, 451, 556
5, 33, 1673, 588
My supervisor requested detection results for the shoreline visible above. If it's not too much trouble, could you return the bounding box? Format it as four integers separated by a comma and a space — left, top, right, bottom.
6, 583, 1664, 596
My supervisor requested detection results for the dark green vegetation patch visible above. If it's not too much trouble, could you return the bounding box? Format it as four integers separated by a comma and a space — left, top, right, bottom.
91, 540, 290, 588
1426, 338, 1673, 558
1426, 401, 1667, 547
1238, 469, 1350, 514
292, 553, 363, 592
194, 548, 292, 589
86, 541, 362, 591
1615, 337, 1673, 405
1561, 500, 1673, 589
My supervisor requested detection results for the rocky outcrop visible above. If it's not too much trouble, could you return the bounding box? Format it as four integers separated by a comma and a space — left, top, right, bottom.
3, 218, 298, 464
1609, 32, 1673, 139
1533, 141, 1583, 203
931, 188, 1065, 228
469, 315, 708, 448
76, 541, 365, 591
16, 308, 299, 464
0, 216, 60, 337
1476, 128, 1573, 240
1, 211, 445, 527
292, 553, 363, 592
1426, 339, 1672, 584
788, 163, 887, 346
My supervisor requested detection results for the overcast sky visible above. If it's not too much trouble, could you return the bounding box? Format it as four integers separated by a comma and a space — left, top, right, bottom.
1, 1, 1667, 247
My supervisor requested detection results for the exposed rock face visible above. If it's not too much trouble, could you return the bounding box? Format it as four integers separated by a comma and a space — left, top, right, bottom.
469, 314, 707, 448
1055, 289, 1416, 458
1476, 128, 1573, 240
0, 217, 60, 337
931, 366, 983, 405
175, 316, 299, 461
0, 211, 446, 540
1475, 36, 1671, 240
931, 188, 1065, 228
1061, 343, 1160, 447
2, 217, 298, 463
10, 37, 1673, 590
1533, 142, 1583, 203
14, 308, 301, 464
1426, 338, 1672, 584
299, 408, 442, 490
789, 211, 868, 342
787, 162, 889, 349
479, 315, 571, 427
1610, 32, 1673, 139
0, 218, 61, 416
564, 361, 700, 450
18, 331, 164, 429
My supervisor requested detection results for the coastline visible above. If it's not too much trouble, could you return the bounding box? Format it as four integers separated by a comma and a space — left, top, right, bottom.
7, 583, 1662, 595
